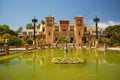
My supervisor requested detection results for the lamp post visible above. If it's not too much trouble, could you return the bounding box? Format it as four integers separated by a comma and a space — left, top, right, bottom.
93, 16, 100, 39
32, 17, 38, 49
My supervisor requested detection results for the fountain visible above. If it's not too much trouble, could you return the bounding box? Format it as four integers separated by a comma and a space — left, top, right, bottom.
64, 40, 68, 53
51, 38, 86, 64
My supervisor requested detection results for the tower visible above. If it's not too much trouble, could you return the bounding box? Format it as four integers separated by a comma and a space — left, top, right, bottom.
60, 19, 69, 32
74, 15, 84, 46
45, 16, 55, 44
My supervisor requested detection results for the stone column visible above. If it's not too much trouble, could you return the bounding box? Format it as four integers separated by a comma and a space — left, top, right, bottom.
95, 40, 98, 49
89, 44, 91, 49
104, 43, 107, 50
88, 41, 91, 49
25, 44, 28, 50
48, 42, 50, 48
73, 41, 75, 48
4, 45, 9, 55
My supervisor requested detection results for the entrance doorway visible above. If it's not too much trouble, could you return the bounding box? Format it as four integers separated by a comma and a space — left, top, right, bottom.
70, 37, 74, 43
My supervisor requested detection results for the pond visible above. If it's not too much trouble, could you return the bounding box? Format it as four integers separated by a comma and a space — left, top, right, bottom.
0, 49, 120, 80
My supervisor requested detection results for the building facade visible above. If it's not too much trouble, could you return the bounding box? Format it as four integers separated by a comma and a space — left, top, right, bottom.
19, 15, 88, 46
88, 27, 105, 40
45, 15, 88, 46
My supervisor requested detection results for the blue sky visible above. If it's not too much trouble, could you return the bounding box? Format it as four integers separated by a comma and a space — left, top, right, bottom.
0, 0, 120, 30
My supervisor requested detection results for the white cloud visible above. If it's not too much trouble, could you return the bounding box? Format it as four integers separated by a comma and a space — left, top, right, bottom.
98, 21, 120, 29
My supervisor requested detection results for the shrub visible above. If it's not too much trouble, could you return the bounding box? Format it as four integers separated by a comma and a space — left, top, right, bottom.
0, 37, 4, 45
8, 36, 22, 46
26, 38, 33, 44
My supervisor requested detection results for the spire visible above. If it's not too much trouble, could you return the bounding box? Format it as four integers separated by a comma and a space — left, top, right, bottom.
76, 14, 83, 17
48, 12, 53, 17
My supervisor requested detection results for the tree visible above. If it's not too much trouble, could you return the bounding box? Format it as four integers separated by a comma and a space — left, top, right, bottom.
0, 24, 10, 30
7, 29, 17, 36
41, 20, 45, 24
0, 24, 10, 35
100, 37, 109, 44
0, 37, 4, 45
26, 37, 33, 44
8, 36, 22, 47
82, 36, 87, 43
57, 33, 70, 44
38, 38, 46, 48
22, 35, 29, 44
17, 26, 23, 33
105, 25, 120, 46
26, 23, 33, 29
37, 23, 40, 29
0, 24, 17, 36
1, 33, 12, 39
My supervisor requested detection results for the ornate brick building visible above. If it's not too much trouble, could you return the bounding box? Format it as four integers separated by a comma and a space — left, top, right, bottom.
19, 15, 88, 46
44, 15, 88, 46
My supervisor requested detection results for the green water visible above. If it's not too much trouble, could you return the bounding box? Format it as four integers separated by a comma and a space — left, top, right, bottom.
0, 49, 120, 80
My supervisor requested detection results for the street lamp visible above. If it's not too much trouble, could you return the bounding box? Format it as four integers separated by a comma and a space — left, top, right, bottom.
93, 16, 100, 39
32, 16, 38, 48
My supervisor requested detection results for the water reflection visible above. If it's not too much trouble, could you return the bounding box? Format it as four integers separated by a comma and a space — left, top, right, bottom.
1, 49, 120, 69
94, 49, 100, 80
2, 60, 9, 69
0, 49, 120, 80
2, 49, 119, 67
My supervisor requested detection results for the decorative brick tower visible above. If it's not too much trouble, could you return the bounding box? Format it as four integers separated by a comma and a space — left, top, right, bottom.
74, 15, 84, 46
45, 16, 55, 44
60, 20, 69, 33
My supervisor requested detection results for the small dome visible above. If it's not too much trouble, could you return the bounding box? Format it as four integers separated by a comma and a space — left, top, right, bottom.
75, 14, 83, 17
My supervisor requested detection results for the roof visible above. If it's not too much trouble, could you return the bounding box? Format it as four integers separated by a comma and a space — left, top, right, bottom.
75, 14, 83, 17
74, 14, 83, 19
60, 19, 69, 21
46, 14, 54, 18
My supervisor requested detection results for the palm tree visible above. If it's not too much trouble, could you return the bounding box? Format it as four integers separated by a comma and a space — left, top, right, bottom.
26, 23, 33, 29
41, 20, 45, 24
37, 24, 40, 29
17, 26, 23, 33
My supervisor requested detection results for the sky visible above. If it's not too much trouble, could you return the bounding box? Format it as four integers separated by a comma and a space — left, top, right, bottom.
0, 0, 120, 30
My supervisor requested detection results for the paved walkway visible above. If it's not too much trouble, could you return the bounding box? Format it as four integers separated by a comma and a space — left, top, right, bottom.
91, 47, 120, 51
2, 47, 120, 51
81, 46, 120, 51
9, 48, 25, 50
105, 47, 120, 50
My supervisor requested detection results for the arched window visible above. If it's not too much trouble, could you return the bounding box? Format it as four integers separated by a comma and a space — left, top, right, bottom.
78, 31, 80, 36
48, 32, 50, 36
70, 26, 74, 31
84, 27, 87, 32
43, 28, 45, 32
47, 20, 52, 26
55, 26, 59, 31
55, 37, 57, 41
76, 20, 82, 26
62, 26, 66, 31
